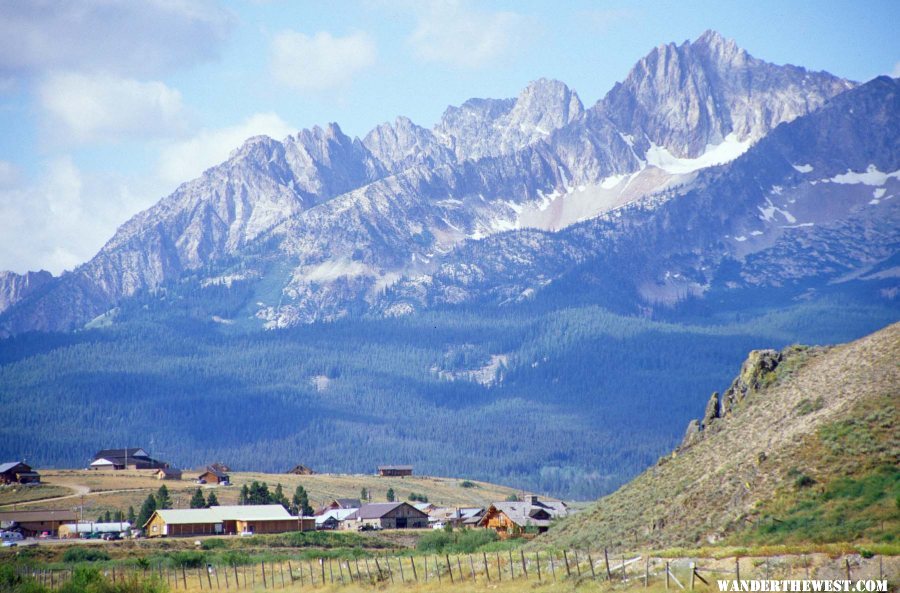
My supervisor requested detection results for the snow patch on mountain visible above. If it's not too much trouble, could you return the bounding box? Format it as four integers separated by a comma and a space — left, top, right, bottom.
644, 133, 752, 174
826, 165, 900, 186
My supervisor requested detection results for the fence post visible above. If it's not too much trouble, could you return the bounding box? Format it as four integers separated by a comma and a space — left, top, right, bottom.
588, 551, 596, 579
666, 561, 670, 590
736, 558, 740, 581
550, 550, 557, 580
435, 555, 442, 583
605, 547, 612, 580
445, 554, 454, 583
469, 554, 476, 582
397, 557, 404, 583
509, 549, 515, 579
496, 552, 502, 581
214, 565, 220, 590
623, 555, 626, 583
483, 551, 490, 581
563, 550, 571, 578
338, 558, 346, 584
645, 556, 650, 588
845, 558, 851, 581
536, 552, 542, 582
286, 561, 293, 585
690, 562, 695, 590
574, 550, 581, 577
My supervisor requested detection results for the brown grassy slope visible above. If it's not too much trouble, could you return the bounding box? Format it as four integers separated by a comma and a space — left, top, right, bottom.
540, 322, 899, 549
3, 470, 530, 518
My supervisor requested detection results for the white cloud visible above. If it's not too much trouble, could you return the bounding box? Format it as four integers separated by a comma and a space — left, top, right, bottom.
158, 113, 295, 185
892, 61, 900, 78
0, 157, 166, 274
270, 30, 377, 91
38, 72, 187, 144
0, 160, 20, 188
407, 0, 533, 69
0, 0, 233, 78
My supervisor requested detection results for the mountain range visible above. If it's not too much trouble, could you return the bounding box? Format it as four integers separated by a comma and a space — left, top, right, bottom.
0, 31, 897, 499
3, 30, 894, 335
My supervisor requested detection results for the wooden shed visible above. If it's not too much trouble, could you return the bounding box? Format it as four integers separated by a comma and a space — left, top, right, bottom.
286, 464, 315, 475
0, 462, 39, 485
377, 465, 413, 477
197, 468, 229, 484
156, 468, 182, 480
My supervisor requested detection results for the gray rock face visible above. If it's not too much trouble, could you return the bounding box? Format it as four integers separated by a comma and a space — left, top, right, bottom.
598, 30, 855, 158
0, 270, 53, 315
435, 78, 585, 161
0, 32, 891, 336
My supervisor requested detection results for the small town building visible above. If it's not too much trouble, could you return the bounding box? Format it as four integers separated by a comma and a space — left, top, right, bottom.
197, 468, 229, 485
377, 465, 413, 477
314, 508, 357, 530
0, 462, 40, 485
156, 468, 182, 480
478, 496, 568, 538
428, 506, 484, 529
314, 498, 361, 515
89, 448, 168, 471
286, 464, 315, 475
143, 505, 313, 537
0, 510, 77, 537
58, 522, 131, 538
344, 502, 429, 530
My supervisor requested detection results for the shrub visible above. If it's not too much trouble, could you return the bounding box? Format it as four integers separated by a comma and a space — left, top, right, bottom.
167, 551, 206, 568
416, 530, 452, 553
200, 539, 226, 550
794, 474, 816, 489
62, 547, 111, 562
459, 481, 476, 489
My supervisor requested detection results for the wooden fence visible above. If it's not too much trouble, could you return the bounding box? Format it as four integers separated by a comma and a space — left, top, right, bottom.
9, 549, 892, 590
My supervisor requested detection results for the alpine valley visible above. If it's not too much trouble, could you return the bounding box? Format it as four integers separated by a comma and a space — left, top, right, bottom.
1, 31, 897, 500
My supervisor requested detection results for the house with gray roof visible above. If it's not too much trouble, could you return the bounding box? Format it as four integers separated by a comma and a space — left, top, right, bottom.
478, 496, 568, 538
344, 502, 428, 530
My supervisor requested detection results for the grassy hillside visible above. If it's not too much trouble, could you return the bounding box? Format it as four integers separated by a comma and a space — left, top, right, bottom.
541, 322, 900, 549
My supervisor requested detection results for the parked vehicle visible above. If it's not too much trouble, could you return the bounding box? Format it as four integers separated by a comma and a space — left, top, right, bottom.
1, 541, 16, 548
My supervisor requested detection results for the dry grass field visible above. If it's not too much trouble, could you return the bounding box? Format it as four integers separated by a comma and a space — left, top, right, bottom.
1, 469, 532, 519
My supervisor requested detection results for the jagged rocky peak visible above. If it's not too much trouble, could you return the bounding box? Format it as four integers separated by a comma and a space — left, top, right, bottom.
435, 78, 584, 161
599, 29, 854, 159
0, 270, 54, 315
362, 116, 449, 173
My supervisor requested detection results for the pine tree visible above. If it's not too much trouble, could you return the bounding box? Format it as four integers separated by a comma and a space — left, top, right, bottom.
114, 509, 124, 522
239, 484, 249, 505
292, 485, 312, 516
190, 488, 206, 509
206, 491, 219, 507
360, 487, 368, 502
136, 494, 157, 528
274, 483, 289, 510
127, 506, 136, 524
155, 485, 172, 509
103, 510, 111, 522
386, 488, 395, 502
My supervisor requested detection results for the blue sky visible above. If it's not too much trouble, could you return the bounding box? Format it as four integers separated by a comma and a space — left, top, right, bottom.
0, 0, 897, 274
